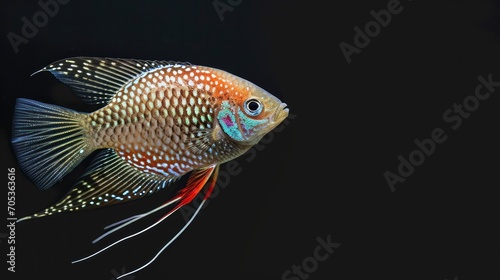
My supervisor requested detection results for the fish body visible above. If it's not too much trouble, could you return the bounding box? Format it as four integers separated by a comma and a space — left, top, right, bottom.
11, 57, 288, 277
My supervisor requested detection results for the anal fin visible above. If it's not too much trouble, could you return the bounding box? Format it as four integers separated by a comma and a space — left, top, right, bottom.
18, 149, 179, 222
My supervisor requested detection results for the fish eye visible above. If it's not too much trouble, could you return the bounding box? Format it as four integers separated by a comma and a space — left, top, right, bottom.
244, 98, 263, 116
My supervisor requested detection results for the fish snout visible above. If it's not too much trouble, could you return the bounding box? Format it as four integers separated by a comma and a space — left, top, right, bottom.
274, 102, 289, 123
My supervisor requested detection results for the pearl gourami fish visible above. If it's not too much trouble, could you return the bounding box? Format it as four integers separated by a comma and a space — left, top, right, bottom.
11, 57, 289, 278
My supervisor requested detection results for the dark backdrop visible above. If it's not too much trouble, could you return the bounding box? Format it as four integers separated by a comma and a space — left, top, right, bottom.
1, 1, 500, 280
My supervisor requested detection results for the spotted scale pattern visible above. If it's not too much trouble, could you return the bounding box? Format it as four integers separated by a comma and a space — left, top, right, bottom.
85, 64, 248, 179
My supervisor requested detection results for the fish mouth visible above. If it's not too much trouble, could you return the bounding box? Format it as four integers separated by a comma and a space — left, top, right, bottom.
273, 102, 289, 123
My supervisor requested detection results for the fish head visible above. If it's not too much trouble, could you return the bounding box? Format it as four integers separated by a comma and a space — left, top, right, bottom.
213, 71, 289, 146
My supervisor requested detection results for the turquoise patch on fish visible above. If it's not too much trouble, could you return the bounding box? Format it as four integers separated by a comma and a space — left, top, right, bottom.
217, 100, 244, 141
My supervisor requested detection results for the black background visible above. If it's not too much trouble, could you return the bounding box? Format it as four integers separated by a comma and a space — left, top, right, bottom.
1, 1, 500, 280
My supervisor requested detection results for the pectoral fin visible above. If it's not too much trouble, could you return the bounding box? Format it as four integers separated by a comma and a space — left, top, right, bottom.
174, 164, 219, 207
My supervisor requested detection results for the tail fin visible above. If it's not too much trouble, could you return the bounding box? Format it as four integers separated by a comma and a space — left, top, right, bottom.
11, 98, 94, 190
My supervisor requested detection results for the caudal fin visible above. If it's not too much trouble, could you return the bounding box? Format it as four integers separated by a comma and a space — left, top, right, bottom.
11, 98, 94, 190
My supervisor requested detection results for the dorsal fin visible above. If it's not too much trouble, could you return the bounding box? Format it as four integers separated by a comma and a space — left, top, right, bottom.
32, 57, 192, 105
